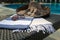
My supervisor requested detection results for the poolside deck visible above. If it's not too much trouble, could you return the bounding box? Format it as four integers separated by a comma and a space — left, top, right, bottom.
0, 7, 15, 20
0, 14, 60, 40
43, 29, 60, 40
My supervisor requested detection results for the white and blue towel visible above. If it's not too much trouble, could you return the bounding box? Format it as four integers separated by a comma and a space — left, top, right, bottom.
0, 14, 55, 34
29, 18, 55, 34
0, 14, 33, 30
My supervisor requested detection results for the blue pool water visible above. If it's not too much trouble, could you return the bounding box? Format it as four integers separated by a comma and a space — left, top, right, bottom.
4, 4, 25, 9
43, 3, 60, 14
4, 3, 60, 14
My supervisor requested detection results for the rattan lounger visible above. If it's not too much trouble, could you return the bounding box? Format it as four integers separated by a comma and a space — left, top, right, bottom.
0, 14, 60, 40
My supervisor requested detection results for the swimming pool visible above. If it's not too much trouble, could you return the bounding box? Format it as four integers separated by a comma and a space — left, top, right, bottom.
4, 4, 25, 9
4, 3, 60, 14
43, 3, 60, 14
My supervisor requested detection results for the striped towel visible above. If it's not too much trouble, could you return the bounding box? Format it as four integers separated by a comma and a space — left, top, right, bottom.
0, 14, 33, 30
29, 18, 55, 34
